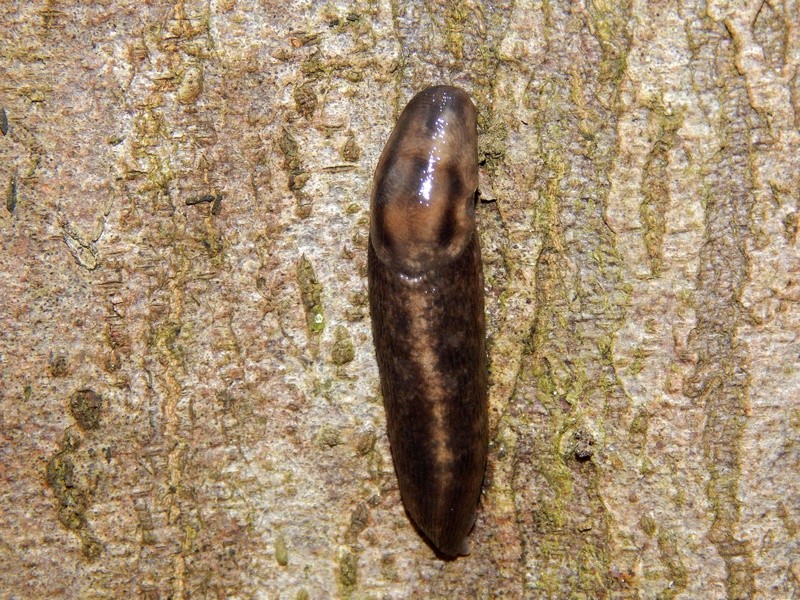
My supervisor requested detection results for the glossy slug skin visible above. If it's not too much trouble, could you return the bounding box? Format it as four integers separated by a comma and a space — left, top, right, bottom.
368, 85, 487, 557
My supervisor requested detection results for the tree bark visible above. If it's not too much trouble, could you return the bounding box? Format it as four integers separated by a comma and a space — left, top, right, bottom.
1, 0, 798, 598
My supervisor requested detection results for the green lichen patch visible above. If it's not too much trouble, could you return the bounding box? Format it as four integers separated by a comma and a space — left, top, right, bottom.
354, 430, 376, 456
6, 174, 16, 213
340, 135, 361, 162
640, 109, 682, 277
782, 211, 798, 243
69, 389, 104, 431
629, 346, 651, 376
177, 64, 203, 104
45, 431, 103, 561
344, 202, 360, 215
279, 128, 302, 180
656, 531, 688, 598
338, 550, 358, 589
441, 0, 471, 59
478, 119, 508, 176
330, 325, 355, 365
316, 425, 342, 449
152, 320, 184, 359
586, 0, 633, 85
279, 128, 312, 216
296, 255, 325, 338
274, 534, 289, 566
639, 514, 657, 537
46, 453, 87, 529
294, 82, 318, 118
629, 409, 649, 455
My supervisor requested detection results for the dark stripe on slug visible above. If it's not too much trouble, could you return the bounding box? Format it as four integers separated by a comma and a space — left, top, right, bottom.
368, 85, 486, 558
445, 164, 466, 201
435, 167, 468, 250
436, 209, 456, 248
421, 91, 455, 134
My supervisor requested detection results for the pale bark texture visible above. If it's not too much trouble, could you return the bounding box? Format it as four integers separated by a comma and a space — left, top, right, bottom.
1, 0, 799, 598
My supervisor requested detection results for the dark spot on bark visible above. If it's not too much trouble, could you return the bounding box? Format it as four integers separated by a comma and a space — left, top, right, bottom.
70, 389, 104, 431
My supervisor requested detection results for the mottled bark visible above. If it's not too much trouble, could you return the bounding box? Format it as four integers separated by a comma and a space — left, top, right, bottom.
0, 1, 798, 598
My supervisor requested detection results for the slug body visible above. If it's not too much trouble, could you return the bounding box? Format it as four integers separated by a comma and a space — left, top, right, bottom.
368, 86, 487, 556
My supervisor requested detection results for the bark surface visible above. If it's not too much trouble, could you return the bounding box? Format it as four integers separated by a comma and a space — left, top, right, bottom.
1, 1, 798, 598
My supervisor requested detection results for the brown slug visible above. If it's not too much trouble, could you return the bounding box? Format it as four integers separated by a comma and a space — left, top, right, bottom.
368, 85, 487, 557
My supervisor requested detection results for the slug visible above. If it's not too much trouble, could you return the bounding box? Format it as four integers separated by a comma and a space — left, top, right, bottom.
368, 85, 487, 557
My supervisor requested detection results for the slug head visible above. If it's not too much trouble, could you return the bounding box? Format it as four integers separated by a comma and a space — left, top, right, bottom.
371, 86, 478, 276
